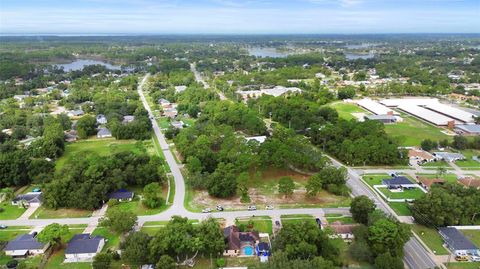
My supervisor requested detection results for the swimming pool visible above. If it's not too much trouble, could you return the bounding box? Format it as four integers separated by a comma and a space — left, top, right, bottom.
243, 245, 254, 256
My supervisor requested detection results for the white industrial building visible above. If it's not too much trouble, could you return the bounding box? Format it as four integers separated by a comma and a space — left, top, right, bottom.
423, 103, 475, 123
397, 105, 456, 126
357, 98, 397, 115
380, 98, 439, 107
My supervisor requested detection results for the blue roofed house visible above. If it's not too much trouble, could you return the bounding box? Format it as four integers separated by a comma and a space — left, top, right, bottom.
4, 234, 49, 258
65, 234, 105, 262
256, 242, 271, 262
108, 189, 134, 202
382, 176, 416, 189
96, 127, 112, 138
12, 192, 42, 207
439, 227, 479, 256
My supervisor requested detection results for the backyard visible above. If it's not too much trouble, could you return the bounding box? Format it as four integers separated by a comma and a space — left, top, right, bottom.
411, 224, 449, 255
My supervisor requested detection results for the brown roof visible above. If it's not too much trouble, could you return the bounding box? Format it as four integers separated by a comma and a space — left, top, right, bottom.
409, 149, 434, 160
223, 225, 259, 251
417, 177, 446, 188
458, 177, 480, 188
329, 222, 358, 235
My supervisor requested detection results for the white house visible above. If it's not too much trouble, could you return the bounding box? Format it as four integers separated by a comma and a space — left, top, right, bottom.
65, 234, 105, 263
96, 114, 107, 125
4, 234, 49, 258
97, 128, 112, 138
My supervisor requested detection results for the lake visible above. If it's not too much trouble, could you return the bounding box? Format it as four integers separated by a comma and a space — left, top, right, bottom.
55, 59, 122, 72
248, 47, 291, 58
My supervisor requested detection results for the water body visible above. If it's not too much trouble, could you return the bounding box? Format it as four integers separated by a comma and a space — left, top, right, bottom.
248, 47, 291, 58
55, 59, 122, 72
345, 52, 375, 60
345, 43, 377, 49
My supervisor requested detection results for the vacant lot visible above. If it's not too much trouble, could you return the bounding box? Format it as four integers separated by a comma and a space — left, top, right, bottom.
30, 207, 92, 219
56, 138, 151, 169
236, 216, 273, 234
384, 114, 450, 147
411, 224, 449, 255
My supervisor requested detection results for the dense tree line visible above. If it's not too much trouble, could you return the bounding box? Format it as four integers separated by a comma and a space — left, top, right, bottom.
309, 119, 407, 166
43, 152, 165, 210
108, 107, 152, 140
411, 183, 480, 227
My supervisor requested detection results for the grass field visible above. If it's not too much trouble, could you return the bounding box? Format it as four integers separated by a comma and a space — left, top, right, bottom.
56, 138, 150, 169
328, 101, 369, 120
445, 263, 480, 269
0, 203, 27, 220
92, 227, 120, 250
384, 114, 451, 147
44, 250, 92, 269
422, 160, 451, 168
378, 187, 425, 200
31, 207, 92, 219
280, 214, 317, 226
411, 224, 449, 255
236, 216, 273, 234
416, 173, 459, 184
388, 202, 412, 216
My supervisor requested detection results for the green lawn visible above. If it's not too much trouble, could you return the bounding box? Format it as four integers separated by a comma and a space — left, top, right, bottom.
280, 214, 317, 226
326, 216, 354, 224
56, 138, 149, 170
421, 160, 451, 168
362, 174, 390, 187
445, 263, 480, 269
328, 102, 369, 120
378, 187, 425, 200
411, 224, 449, 255
388, 202, 412, 216
416, 173, 459, 184
108, 199, 168, 216
236, 216, 273, 234
92, 227, 120, 250
456, 159, 480, 169
31, 207, 92, 219
44, 250, 92, 269
461, 230, 480, 247
384, 114, 451, 147
0, 203, 26, 220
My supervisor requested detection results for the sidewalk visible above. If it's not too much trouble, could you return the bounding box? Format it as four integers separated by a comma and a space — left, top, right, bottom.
18, 205, 39, 220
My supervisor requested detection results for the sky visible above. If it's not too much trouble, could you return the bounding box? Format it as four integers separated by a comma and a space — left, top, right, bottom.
0, 0, 479, 34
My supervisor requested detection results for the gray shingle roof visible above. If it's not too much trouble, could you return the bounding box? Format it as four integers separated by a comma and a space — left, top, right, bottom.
108, 189, 133, 200
12, 193, 42, 203
455, 124, 480, 134
439, 227, 478, 251
382, 176, 413, 186
5, 234, 45, 251
65, 234, 104, 254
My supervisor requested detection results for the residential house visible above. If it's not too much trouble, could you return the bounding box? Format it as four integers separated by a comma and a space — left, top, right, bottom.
439, 227, 479, 256
245, 136, 267, 144
4, 233, 49, 258
13, 95, 28, 102
171, 120, 184, 129
108, 189, 134, 202
64, 130, 78, 142
328, 221, 357, 241
97, 128, 112, 138
64, 234, 105, 262
417, 177, 446, 191
174, 85, 187, 93
458, 177, 480, 190
122, 115, 135, 124
408, 149, 435, 163
256, 242, 270, 263
12, 192, 42, 207
433, 152, 466, 163
223, 225, 260, 257
382, 176, 416, 189
158, 98, 171, 108
163, 108, 178, 119
67, 109, 84, 117
96, 114, 107, 125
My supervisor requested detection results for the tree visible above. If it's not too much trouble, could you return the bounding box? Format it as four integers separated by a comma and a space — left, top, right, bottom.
374, 252, 404, 269
101, 207, 137, 234
122, 232, 151, 265
367, 218, 411, 257
420, 139, 436, 151
350, 196, 376, 225
306, 167, 347, 196
57, 113, 72, 130
452, 135, 468, 150
197, 218, 225, 256
92, 253, 112, 269
156, 255, 176, 269
37, 223, 69, 248
278, 176, 295, 197
207, 162, 237, 198
337, 87, 356, 100
76, 115, 97, 139
143, 182, 164, 209
436, 167, 447, 178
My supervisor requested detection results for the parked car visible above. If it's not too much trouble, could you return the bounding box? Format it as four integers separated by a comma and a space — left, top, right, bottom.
315, 218, 321, 226
275, 220, 281, 226
247, 205, 256, 211
470, 256, 480, 262
265, 205, 274, 210
202, 208, 212, 213
0, 224, 7, 229
455, 255, 469, 262
216, 205, 224, 211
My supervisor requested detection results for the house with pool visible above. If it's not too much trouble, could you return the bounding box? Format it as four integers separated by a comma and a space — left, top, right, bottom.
223, 225, 271, 261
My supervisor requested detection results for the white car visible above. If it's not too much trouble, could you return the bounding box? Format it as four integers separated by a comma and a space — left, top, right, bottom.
202, 208, 212, 213
265, 205, 274, 210
247, 205, 256, 211
471, 256, 480, 262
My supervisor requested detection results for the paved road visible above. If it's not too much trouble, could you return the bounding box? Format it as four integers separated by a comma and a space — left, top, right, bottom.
327, 156, 439, 269
190, 62, 228, 101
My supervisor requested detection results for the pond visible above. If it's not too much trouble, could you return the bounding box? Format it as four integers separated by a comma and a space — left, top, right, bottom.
248, 47, 291, 58
55, 59, 122, 72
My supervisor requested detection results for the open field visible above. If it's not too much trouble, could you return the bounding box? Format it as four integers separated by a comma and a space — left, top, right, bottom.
107, 184, 169, 216
389, 202, 412, 216
328, 101, 369, 120
185, 167, 350, 212
31, 207, 92, 219
416, 173, 459, 184
384, 114, 451, 147
378, 187, 425, 200
411, 224, 449, 255
56, 138, 152, 169
0, 203, 26, 220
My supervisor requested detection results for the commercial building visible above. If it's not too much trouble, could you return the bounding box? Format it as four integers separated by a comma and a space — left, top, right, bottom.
397, 105, 456, 126
364, 114, 397, 124
423, 103, 475, 123
454, 124, 480, 135
439, 227, 479, 256
357, 98, 396, 115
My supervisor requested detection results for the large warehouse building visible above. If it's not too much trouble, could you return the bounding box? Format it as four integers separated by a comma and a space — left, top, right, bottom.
357, 98, 397, 115
397, 104, 457, 126
423, 103, 476, 123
